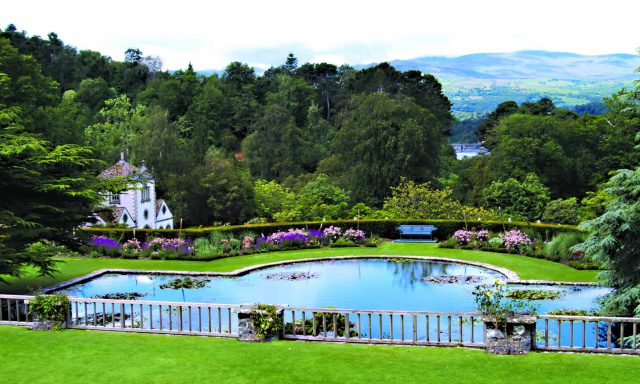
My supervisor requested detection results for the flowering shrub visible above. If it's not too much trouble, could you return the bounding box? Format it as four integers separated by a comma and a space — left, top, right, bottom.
142, 238, 193, 256
501, 230, 532, 251
306, 229, 326, 245
323, 226, 342, 242
477, 230, 490, 242
343, 228, 366, 243
267, 229, 308, 246
123, 238, 141, 253
453, 229, 473, 245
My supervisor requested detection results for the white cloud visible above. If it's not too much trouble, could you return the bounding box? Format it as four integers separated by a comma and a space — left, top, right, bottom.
2, 0, 638, 70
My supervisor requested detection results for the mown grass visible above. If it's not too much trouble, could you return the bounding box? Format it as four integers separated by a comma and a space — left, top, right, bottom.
0, 326, 635, 384
0, 242, 600, 294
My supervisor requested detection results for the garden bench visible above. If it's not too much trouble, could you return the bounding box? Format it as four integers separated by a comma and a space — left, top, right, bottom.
397, 224, 438, 242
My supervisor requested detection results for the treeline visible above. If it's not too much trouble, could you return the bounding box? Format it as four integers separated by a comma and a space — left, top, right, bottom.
2, 24, 639, 229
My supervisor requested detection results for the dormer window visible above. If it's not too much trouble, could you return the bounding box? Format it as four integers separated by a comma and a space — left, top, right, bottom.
141, 185, 151, 202
162, 205, 167, 214
109, 192, 120, 205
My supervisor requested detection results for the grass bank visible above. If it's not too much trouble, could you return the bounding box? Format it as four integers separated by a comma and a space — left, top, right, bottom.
0, 326, 634, 384
0, 243, 600, 294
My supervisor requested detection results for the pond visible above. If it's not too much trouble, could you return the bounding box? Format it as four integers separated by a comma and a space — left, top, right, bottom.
57, 258, 609, 314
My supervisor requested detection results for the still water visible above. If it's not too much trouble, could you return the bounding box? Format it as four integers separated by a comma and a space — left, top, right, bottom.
59, 259, 609, 313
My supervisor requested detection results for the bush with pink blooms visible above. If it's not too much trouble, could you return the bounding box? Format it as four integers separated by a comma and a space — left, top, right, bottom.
501, 229, 532, 251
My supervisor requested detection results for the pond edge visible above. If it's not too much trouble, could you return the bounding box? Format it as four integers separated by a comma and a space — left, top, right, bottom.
42, 255, 598, 293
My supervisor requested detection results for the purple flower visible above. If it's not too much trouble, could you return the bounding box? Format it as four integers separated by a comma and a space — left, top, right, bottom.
91, 236, 120, 249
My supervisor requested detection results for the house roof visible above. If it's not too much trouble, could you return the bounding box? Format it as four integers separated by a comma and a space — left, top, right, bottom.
100, 154, 153, 181
95, 206, 135, 225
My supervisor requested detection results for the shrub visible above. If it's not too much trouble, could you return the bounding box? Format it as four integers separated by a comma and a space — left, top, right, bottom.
544, 232, 587, 262
343, 228, 366, 243
488, 237, 504, 248
453, 229, 473, 245
501, 229, 532, 252
250, 304, 283, 341
28, 294, 70, 330
477, 230, 490, 242
323, 226, 342, 242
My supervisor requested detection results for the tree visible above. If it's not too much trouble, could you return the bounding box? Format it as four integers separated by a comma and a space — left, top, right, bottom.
178, 76, 234, 156
84, 94, 145, 161
0, 107, 108, 278
199, 147, 254, 224
321, 93, 445, 206
382, 178, 462, 219
541, 198, 580, 225
253, 180, 295, 221
243, 103, 318, 181
289, 174, 350, 221
482, 173, 550, 221
580, 167, 640, 317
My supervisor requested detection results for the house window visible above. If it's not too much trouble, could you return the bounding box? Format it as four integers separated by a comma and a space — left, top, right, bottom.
109, 192, 120, 205
123, 214, 128, 223
143, 209, 149, 220
141, 185, 151, 202
162, 205, 167, 214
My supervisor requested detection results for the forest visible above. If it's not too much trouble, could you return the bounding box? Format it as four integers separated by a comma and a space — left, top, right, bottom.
1, 24, 639, 230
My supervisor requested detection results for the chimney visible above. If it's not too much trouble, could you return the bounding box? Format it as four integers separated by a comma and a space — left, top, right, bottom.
120, 151, 125, 161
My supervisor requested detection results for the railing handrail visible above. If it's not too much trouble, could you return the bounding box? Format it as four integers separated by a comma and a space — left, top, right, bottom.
66, 297, 241, 308
539, 314, 640, 323
285, 307, 482, 317
0, 294, 36, 300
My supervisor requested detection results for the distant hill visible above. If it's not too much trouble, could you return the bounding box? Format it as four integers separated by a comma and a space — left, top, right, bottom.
383, 50, 640, 81
195, 50, 640, 114
365, 51, 640, 114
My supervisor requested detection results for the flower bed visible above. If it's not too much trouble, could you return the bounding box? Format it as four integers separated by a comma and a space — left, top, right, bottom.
438, 227, 600, 270
85, 227, 376, 262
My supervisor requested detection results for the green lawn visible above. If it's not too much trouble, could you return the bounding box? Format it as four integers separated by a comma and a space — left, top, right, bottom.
0, 326, 635, 384
0, 242, 600, 294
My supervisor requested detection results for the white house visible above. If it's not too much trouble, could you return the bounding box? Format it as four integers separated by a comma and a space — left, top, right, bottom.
90, 153, 174, 229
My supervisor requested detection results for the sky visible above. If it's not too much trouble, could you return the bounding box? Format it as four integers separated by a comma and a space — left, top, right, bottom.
2, 0, 639, 71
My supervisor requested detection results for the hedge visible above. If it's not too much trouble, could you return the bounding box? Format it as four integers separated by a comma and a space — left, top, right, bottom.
80, 219, 580, 243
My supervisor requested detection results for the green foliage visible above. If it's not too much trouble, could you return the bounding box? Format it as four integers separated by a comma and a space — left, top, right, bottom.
0, 107, 119, 277
543, 232, 587, 262
382, 178, 462, 219
580, 166, 640, 317
159, 277, 210, 290
28, 293, 70, 328
84, 94, 145, 161
291, 174, 349, 221
482, 173, 550, 221
250, 304, 283, 341
505, 289, 563, 301
286, 311, 355, 337
253, 180, 295, 221
542, 198, 580, 225
94, 292, 146, 300
197, 147, 255, 225
473, 280, 537, 327
321, 93, 446, 206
